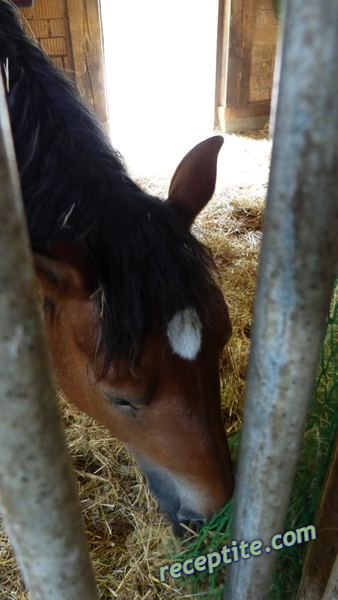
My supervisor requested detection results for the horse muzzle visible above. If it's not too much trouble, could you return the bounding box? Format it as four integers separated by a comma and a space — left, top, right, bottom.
129, 452, 220, 536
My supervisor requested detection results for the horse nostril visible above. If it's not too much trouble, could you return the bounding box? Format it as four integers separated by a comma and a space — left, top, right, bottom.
177, 516, 206, 536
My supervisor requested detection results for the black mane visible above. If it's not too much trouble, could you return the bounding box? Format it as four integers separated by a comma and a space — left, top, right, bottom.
0, 0, 217, 366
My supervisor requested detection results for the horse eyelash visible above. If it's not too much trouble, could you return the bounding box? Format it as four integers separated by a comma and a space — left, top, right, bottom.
104, 393, 136, 409
3, 57, 9, 92
61, 202, 75, 228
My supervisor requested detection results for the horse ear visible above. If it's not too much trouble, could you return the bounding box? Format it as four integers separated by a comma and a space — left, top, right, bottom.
33, 245, 90, 300
167, 136, 224, 228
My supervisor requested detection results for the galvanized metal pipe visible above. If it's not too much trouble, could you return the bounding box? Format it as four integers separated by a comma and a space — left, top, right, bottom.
224, 0, 338, 598
0, 78, 99, 598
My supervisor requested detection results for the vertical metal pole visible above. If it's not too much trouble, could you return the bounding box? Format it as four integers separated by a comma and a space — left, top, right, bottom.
224, 0, 338, 598
0, 77, 99, 598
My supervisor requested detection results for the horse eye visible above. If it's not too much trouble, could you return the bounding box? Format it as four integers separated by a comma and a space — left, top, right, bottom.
114, 397, 132, 407
104, 393, 134, 408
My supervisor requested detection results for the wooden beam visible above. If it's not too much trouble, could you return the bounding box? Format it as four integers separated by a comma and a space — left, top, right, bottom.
322, 555, 338, 600
214, 0, 229, 130
297, 437, 338, 600
215, 0, 277, 132
66, 0, 109, 132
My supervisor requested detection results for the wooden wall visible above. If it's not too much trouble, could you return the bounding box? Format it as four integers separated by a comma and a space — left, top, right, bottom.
216, 0, 279, 132
249, 0, 277, 103
19, 0, 109, 133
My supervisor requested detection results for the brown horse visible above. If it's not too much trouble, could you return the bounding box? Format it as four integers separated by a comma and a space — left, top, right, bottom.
1, 0, 234, 535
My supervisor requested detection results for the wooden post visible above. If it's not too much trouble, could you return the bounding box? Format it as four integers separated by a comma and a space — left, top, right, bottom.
296, 438, 338, 599
322, 556, 338, 600
224, 0, 338, 598
215, 0, 278, 132
66, 0, 109, 132
0, 76, 99, 599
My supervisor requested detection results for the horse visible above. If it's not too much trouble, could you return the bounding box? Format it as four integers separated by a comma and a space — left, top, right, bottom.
0, 0, 234, 535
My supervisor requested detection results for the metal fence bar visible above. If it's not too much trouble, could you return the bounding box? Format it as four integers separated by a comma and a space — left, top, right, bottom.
0, 76, 99, 598
224, 0, 338, 598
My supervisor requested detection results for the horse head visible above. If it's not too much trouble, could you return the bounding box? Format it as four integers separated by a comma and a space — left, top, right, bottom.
34, 137, 234, 535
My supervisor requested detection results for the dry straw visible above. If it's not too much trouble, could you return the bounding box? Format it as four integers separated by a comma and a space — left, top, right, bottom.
0, 130, 271, 599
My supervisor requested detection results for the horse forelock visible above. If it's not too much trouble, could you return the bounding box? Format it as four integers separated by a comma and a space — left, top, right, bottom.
0, 0, 218, 369
91, 193, 217, 371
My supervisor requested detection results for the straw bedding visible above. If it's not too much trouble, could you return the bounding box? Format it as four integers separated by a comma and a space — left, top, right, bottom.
0, 130, 271, 599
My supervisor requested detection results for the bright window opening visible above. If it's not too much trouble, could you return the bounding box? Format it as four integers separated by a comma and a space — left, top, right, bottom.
100, 0, 219, 176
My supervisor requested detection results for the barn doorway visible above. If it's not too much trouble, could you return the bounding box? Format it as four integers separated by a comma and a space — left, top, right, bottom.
100, 0, 219, 175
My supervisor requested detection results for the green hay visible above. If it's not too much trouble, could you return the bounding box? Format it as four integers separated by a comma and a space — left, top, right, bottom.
172, 280, 338, 600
